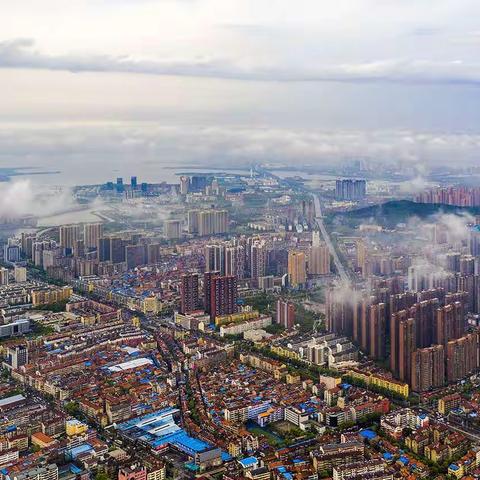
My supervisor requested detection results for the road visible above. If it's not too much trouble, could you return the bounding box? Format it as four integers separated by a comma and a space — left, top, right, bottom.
256, 165, 350, 285
312, 193, 350, 285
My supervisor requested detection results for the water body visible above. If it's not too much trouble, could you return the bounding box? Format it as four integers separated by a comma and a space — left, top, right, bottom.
37, 208, 102, 227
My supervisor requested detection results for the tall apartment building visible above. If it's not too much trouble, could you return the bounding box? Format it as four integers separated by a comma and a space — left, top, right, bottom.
14, 265, 27, 283
435, 301, 464, 345
327, 287, 354, 338
110, 237, 127, 264
335, 179, 367, 201
204, 273, 237, 320
0, 267, 9, 286
188, 210, 200, 234
59, 224, 80, 251
164, 220, 182, 240
197, 210, 229, 236
83, 222, 103, 251
368, 302, 386, 360
288, 251, 306, 288
205, 245, 224, 273
225, 245, 245, 279
125, 244, 147, 269
180, 176, 190, 195
308, 244, 331, 275
250, 241, 267, 282
446, 332, 480, 383
276, 299, 295, 330
411, 345, 445, 392
180, 273, 200, 314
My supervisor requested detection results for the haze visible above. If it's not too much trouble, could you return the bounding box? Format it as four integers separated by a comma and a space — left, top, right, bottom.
1, 0, 480, 174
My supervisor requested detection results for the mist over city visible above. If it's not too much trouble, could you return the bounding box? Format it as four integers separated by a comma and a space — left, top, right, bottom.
1, 2, 480, 480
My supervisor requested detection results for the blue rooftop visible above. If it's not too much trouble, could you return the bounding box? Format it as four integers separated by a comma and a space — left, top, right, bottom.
360, 429, 377, 440
239, 456, 258, 468
68, 443, 94, 459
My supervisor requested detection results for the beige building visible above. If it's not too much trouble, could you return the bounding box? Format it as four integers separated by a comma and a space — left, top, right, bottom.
288, 251, 307, 287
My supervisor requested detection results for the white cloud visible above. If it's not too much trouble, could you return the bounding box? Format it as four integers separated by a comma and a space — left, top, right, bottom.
1, 123, 479, 173
0, 180, 77, 219
2, 38, 480, 85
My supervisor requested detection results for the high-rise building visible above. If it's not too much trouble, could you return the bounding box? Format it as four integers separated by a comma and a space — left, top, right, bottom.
110, 237, 126, 264
187, 210, 200, 234
308, 244, 330, 275
164, 220, 182, 240
469, 226, 480, 256
398, 317, 416, 385
84, 223, 103, 251
205, 245, 224, 273
20, 233, 36, 259
0, 267, 9, 286
131, 176, 138, 189
335, 179, 366, 201
214, 210, 229, 235
276, 299, 295, 330
197, 211, 229, 236
99, 237, 111, 262
206, 274, 237, 320
116, 177, 124, 193
412, 298, 439, 349
147, 243, 162, 264
190, 176, 208, 192
3, 243, 21, 264
250, 241, 267, 282
327, 287, 354, 338
411, 345, 445, 392
125, 244, 147, 269
288, 251, 307, 288
180, 273, 200, 314
7, 344, 28, 369
59, 225, 80, 251
198, 211, 216, 236
225, 245, 245, 279
180, 176, 190, 195
203, 271, 219, 315
14, 266, 27, 283
368, 303, 386, 360
446, 331, 479, 383
435, 302, 464, 346
460, 255, 475, 275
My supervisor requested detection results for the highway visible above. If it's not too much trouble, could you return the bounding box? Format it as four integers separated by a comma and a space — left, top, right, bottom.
312, 193, 350, 285
256, 165, 350, 285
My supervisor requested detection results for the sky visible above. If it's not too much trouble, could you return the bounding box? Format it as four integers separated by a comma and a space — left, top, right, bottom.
1, 0, 480, 177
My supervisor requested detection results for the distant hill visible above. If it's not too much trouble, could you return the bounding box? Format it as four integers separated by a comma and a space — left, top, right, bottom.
331, 200, 480, 228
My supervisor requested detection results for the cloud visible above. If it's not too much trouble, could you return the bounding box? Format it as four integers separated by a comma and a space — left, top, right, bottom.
433, 211, 474, 245
3, 38, 480, 85
0, 180, 77, 220
1, 123, 480, 175
398, 176, 431, 195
